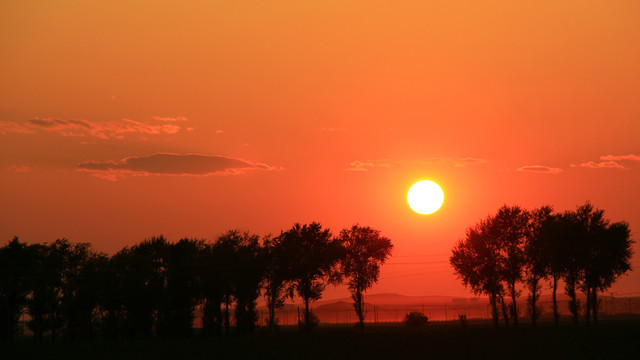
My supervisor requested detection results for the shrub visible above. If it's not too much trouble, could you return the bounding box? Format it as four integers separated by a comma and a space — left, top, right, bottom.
403, 312, 429, 327
458, 314, 468, 328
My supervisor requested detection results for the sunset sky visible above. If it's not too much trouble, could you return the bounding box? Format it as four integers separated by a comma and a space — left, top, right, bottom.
1, 1, 639, 299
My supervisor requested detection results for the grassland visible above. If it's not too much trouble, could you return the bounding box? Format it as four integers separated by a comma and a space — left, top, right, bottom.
3, 320, 640, 360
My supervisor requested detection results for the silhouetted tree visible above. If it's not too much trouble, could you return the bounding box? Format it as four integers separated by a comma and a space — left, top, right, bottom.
263, 232, 296, 331
284, 223, 342, 331
157, 238, 204, 337
491, 205, 529, 328
0, 237, 32, 341
587, 221, 633, 323
27, 240, 70, 343
213, 230, 265, 334
525, 206, 553, 326
100, 249, 129, 340
210, 232, 238, 334
118, 237, 169, 338
538, 212, 569, 326
199, 242, 224, 336
451, 218, 504, 328
558, 210, 587, 325
336, 225, 392, 332
575, 203, 634, 325
59, 242, 107, 341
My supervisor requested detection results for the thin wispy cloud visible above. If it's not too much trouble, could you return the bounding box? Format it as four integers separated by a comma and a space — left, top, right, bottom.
151, 116, 188, 122
0, 121, 35, 134
571, 161, 626, 169
599, 154, 640, 162
27, 117, 181, 139
517, 165, 562, 174
6, 165, 32, 173
77, 153, 276, 181
571, 154, 640, 170
413, 157, 488, 168
346, 157, 487, 171
346, 160, 392, 171
1, 118, 184, 139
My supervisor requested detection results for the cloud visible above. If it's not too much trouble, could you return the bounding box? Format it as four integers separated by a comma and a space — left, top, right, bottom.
77, 153, 276, 180
424, 157, 488, 167
570, 154, 640, 170
151, 116, 188, 122
517, 165, 562, 174
571, 161, 626, 169
7, 165, 32, 173
0, 121, 35, 134
3, 117, 183, 139
346, 157, 487, 171
599, 154, 640, 162
346, 160, 391, 171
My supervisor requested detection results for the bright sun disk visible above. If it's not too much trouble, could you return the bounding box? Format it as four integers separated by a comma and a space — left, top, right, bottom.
407, 180, 444, 214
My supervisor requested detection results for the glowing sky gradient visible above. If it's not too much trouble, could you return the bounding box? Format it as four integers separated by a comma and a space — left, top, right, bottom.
1, 1, 639, 299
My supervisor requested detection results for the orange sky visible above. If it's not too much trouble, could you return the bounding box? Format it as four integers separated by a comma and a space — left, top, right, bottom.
1, 1, 639, 299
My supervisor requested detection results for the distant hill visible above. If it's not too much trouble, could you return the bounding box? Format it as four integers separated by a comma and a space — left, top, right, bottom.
315, 293, 479, 306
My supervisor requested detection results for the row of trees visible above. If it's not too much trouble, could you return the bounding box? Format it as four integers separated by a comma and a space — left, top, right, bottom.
450, 202, 633, 328
0, 223, 392, 342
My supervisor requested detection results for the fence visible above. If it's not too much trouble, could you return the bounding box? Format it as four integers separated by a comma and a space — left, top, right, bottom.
255, 296, 640, 326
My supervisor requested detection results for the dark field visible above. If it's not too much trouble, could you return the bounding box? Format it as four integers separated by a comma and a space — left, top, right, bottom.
3, 320, 640, 360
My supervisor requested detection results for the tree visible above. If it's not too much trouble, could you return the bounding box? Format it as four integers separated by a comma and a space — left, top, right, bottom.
212, 230, 265, 334
336, 225, 392, 332
199, 242, 224, 336
559, 208, 589, 325
263, 232, 296, 331
0, 237, 32, 341
451, 217, 504, 328
100, 249, 129, 340
118, 237, 169, 338
283, 223, 342, 331
491, 205, 529, 328
575, 203, 634, 325
539, 212, 570, 326
588, 221, 632, 323
157, 238, 204, 337
26, 240, 69, 343
58, 242, 107, 341
525, 206, 553, 326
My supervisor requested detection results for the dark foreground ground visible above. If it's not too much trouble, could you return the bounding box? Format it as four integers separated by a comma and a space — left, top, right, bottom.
3, 320, 640, 360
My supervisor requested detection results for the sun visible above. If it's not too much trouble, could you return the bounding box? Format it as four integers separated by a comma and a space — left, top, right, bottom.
407, 180, 444, 214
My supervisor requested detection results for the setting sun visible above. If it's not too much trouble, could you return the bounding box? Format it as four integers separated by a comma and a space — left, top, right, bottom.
407, 180, 444, 215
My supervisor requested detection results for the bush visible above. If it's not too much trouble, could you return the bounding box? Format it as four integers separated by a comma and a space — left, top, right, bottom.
458, 314, 468, 328
403, 312, 429, 327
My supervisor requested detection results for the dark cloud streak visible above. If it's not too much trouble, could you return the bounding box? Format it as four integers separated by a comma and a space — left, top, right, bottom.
77, 153, 275, 180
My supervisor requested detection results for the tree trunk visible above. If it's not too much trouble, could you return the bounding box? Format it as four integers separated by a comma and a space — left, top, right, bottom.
552, 275, 559, 326
268, 299, 276, 331
489, 293, 499, 328
592, 288, 599, 325
223, 297, 230, 335
566, 277, 579, 326
354, 287, 365, 332
585, 286, 591, 325
304, 297, 311, 331
510, 281, 518, 328
530, 278, 538, 326
500, 295, 509, 327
